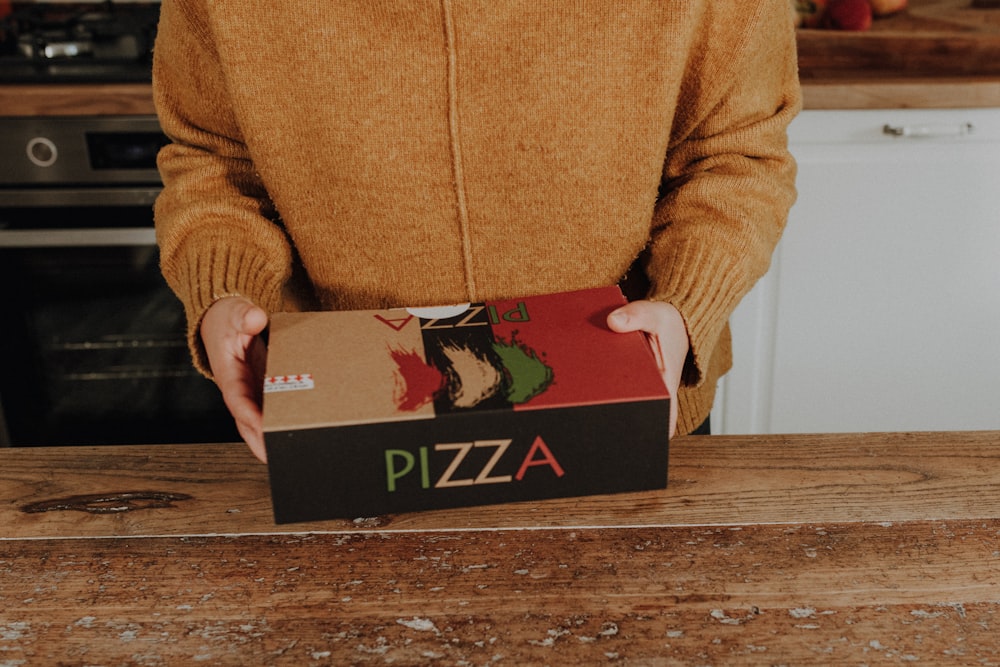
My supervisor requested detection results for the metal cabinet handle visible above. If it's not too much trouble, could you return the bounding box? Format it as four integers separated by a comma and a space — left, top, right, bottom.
0, 228, 156, 248
883, 123, 974, 138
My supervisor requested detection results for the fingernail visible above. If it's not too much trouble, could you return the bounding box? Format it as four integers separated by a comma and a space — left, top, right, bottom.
608, 309, 628, 326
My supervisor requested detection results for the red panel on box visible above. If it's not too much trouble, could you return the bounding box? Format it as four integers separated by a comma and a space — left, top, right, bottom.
486, 287, 667, 411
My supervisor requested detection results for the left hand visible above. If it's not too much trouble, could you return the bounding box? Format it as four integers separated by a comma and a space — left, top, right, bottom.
607, 300, 690, 437
200, 296, 270, 462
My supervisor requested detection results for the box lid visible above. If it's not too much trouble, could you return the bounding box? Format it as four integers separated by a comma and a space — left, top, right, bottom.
262, 286, 668, 433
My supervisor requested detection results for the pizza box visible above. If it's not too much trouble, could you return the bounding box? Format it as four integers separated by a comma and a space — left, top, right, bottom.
262, 285, 670, 524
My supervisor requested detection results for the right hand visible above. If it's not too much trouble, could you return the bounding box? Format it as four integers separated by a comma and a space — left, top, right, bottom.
606, 300, 689, 438
200, 296, 269, 462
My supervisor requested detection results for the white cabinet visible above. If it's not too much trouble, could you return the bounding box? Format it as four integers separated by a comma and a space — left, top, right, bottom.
715, 108, 1000, 434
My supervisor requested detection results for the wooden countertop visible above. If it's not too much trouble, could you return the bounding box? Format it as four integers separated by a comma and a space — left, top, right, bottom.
1, 76, 998, 118
2, 431, 999, 664
798, 0, 1000, 79
0, 82, 157, 116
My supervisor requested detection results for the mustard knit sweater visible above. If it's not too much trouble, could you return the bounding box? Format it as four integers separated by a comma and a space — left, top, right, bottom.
152, 0, 800, 435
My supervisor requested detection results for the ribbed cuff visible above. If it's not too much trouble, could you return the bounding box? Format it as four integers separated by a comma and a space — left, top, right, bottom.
647, 236, 747, 389
163, 234, 289, 377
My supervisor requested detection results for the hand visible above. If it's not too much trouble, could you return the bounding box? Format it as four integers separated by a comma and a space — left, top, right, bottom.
607, 300, 690, 437
200, 296, 269, 462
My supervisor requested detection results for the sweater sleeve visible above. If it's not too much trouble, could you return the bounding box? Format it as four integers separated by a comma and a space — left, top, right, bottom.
644, 0, 801, 387
152, 0, 303, 374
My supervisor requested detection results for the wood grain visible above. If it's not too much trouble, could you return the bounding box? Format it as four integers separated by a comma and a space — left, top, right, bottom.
2, 431, 999, 538
1, 521, 998, 665
800, 76, 1000, 109
3, 432, 999, 664
797, 0, 1000, 77
3, 75, 1000, 122
0, 83, 156, 117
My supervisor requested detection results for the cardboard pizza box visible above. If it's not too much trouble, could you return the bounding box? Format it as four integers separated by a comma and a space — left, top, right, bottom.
262, 285, 669, 524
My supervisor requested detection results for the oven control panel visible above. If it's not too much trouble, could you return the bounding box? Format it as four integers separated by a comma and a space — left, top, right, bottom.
0, 116, 167, 186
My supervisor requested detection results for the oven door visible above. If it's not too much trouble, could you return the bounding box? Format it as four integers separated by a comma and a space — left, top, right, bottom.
0, 188, 239, 446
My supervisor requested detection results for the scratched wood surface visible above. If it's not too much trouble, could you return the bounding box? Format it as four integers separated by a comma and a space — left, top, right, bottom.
1, 522, 999, 664
2, 431, 999, 665
2, 431, 999, 539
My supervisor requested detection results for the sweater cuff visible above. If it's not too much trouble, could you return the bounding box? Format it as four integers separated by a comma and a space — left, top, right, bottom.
647, 237, 747, 388
162, 236, 289, 377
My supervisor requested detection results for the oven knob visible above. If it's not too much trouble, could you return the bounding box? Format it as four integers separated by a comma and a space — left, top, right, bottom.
26, 137, 59, 168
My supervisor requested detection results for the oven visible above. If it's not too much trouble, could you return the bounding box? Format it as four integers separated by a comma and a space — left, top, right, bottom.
0, 115, 239, 446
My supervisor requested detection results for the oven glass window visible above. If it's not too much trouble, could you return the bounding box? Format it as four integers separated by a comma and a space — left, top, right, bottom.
0, 228, 240, 446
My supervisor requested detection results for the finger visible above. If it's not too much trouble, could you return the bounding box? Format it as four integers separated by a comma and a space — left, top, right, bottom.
668, 393, 678, 439
240, 311, 268, 461
608, 302, 683, 437
220, 376, 266, 462
222, 335, 267, 461
606, 301, 665, 335
230, 298, 269, 337
237, 421, 267, 463
204, 298, 269, 461
216, 366, 263, 460
246, 440, 268, 464
242, 332, 269, 462
606, 306, 639, 333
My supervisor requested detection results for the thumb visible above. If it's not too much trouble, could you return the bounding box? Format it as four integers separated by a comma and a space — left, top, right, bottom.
230, 298, 269, 337
606, 301, 653, 334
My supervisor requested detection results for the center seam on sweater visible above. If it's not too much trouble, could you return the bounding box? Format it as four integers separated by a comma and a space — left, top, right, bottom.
441, 0, 477, 302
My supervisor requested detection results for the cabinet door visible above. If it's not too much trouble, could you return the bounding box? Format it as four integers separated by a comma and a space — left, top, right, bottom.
716, 108, 1000, 434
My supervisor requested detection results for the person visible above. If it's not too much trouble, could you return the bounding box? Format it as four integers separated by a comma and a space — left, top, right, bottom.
152, 0, 801, 463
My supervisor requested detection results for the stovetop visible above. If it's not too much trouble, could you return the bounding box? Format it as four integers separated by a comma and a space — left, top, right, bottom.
0, 2, 160, 83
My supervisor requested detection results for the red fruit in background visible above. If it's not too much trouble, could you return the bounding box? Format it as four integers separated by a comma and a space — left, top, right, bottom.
823, 0, 873, 30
